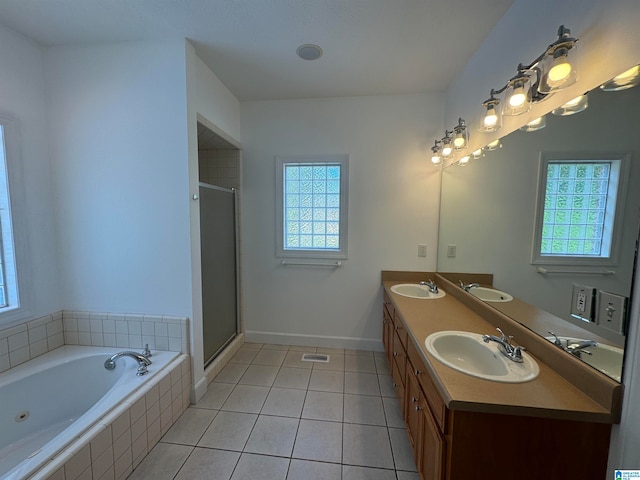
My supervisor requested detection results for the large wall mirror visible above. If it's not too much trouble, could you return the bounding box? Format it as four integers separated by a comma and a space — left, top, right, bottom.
437, 68, 640, 383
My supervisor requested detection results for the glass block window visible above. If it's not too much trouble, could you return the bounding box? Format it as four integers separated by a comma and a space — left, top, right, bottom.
276, 155, 349, 259
532, 153, 628, 265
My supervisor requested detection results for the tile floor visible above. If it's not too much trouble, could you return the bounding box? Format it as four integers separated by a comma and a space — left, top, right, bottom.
127, 343, 419, 480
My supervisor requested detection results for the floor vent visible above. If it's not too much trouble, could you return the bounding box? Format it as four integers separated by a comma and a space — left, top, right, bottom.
301, 353, 330, 363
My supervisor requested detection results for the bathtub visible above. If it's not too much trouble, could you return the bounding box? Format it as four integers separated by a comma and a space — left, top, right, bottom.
0, 346, 182, 480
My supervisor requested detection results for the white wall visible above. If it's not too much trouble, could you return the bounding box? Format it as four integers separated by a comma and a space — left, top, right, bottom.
0, 25, 61, 322
45, 40, 192, 316
443, 0, 640, 472
240, 94, 443, 349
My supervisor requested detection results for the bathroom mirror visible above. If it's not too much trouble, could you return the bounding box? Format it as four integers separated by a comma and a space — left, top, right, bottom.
437, 74, 640, 382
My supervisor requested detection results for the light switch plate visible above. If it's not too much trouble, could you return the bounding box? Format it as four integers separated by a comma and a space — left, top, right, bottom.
597, 291, 627, 335
418, 244, 427, 258
570, 283, 596, 323
447, 244, 456, 258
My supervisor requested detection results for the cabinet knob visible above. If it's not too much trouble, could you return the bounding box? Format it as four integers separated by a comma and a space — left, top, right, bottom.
393, 351, 398, 357
393, 382, 398, 388
414, 368, 421, 376
415, 405, 422, 412
411, 396, 418, 403
395, 325, 399, 331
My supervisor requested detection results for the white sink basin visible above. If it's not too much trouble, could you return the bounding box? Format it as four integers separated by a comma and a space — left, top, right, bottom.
391, 283, 446, 299
545, 336, 623, 382
425, 331, 539, 383
469, 286, 513, 302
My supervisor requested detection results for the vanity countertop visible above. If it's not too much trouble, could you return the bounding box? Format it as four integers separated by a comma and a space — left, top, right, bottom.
382, 276, 621, 423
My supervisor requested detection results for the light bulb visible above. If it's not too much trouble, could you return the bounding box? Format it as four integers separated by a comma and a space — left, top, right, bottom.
527, 117, 543, 126
431, 154, 441, 165
458, 156, 470, 166
471, 148, 483, 159
483, 107, 498, 127
548, 54, 572, 85
442, 145, 453, 157
509, 85, 527, 107
454, 134, 466, 149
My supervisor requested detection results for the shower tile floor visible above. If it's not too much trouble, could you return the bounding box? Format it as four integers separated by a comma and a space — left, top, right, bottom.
127, 343, 419, 480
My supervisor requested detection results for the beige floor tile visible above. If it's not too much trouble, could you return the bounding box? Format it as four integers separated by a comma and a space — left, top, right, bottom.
388, 427, 418, 472
221, 384, 270, 413
214, 363, 249, 384
308, 369, 344, 393
286, 459, 341, 480
282, 351, 314, 369
244, 415, 299, 456
343, 394, 386, 426
237, 364, 279, 386
301, 390, 343, 422
127, 443, 192, 480
261, 387, 306, 417
342, 465, 397, 480
342, 424, 394, 469
230, 453, 289, 480
273, 367, 312, 389
174, 448, 239, 480
252, 349, 287, 366
344, 372, 381, 396
197, 411, 257, 451
161, 408, 217, 445
195, 382, 235, 410
292, 419, 342, 463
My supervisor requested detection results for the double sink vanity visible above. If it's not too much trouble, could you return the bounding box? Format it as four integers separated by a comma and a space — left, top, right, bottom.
382, 271, 622, 480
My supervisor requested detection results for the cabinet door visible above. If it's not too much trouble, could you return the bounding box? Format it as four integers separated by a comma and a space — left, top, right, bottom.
419, 400, 446, 480
383, 309, 393, 366
405, 366, 424, 465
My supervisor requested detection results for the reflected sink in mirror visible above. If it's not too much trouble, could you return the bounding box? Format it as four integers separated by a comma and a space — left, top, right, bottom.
546, 336, 623, 382
425, 331, 539, 383
391, 284, 446, 299
468, 286, 513, 302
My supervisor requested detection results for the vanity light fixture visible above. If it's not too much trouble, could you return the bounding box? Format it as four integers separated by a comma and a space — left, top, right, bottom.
478, 26, 578, 131
552, 93, 588, 116
479, 90, 502, 132
600, 65, 640, 91
453, 118, 469, 150
519, 115, 547, 132
441, 131, 454, 159
431, 141, 443, 166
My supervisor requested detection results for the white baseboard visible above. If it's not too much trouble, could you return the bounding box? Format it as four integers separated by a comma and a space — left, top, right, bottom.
244, 330, 384, 352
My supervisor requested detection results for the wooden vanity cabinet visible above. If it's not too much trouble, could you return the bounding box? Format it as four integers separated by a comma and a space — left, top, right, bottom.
382, 294, 612, 480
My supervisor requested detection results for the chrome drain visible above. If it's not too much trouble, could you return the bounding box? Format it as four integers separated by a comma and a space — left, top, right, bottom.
15, 411, 30, 422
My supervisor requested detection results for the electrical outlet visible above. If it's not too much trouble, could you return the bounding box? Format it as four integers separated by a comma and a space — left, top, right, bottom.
570, 283, 596, 322
447, 244, 456, 258
418, 244, 427, 257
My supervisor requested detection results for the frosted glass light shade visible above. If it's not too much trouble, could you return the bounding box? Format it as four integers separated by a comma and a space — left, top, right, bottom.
519, 116, 546, 132
600, 65, 640, 92
503, 76, 532, 116
478, 98, 502, 132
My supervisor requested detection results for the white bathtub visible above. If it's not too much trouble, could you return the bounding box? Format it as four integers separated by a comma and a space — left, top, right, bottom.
0, 346, 180, 480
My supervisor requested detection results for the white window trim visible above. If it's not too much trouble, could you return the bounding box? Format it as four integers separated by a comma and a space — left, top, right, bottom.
530, 151, 630, 267
0, 113, 32, 326
275, 154, 349, 260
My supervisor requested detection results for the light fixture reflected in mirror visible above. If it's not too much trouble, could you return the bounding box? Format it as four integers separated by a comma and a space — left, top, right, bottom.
552, 93, 588, 116
483, 139, 502, 151
600, 65, 640, 92
519, 115, 547, 132
457, 155, 471, 166
471, 148, 484, 159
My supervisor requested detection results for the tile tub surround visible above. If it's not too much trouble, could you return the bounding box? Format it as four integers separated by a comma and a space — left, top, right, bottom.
126, 343, 420, 480
27, 354, 192, 480
0, 311, 189, 374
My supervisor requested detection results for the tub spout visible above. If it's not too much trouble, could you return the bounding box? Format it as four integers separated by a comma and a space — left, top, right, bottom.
104, 351, 152, 376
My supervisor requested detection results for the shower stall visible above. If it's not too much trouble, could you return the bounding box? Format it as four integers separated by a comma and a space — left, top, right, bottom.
199, 183, 239, 365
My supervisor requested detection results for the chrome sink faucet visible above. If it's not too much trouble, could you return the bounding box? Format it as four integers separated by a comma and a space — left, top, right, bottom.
419, 279, 439, 294
482, 327, 525, 363
459, 280, 480, 292
104, 351, 153, 376
566, 340, 598, 358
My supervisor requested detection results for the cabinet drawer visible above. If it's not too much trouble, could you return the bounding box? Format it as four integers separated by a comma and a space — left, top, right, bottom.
393, 331, 407, 382
407, 340, 447, 432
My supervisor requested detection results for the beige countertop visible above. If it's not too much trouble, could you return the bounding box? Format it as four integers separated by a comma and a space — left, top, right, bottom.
383, 277, 617, 423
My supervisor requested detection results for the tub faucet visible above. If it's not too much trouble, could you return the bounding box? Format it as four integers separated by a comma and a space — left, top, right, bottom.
104, 351, 152, 376
482, 327, 525, 363
419, 279, 439, 294
459, 280, 480, 292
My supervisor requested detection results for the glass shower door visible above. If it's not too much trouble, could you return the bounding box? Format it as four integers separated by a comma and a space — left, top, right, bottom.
199, 183, 238, 365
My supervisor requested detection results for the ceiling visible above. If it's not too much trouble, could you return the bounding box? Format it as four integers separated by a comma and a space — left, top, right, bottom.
0, 0, 514, 101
